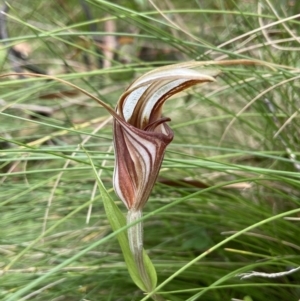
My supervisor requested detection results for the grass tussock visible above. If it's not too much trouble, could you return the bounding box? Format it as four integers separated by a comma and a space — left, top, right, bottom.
0, 1, 300, 300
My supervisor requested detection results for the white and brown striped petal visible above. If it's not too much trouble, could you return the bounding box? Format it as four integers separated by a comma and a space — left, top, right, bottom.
113, 66, 219, 210
113, 118, 173, 210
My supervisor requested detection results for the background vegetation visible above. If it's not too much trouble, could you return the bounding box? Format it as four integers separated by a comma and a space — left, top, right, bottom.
1, 0, 300, 300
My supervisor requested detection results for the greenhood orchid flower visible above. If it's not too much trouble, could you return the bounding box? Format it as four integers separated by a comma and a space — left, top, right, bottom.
110, 63, 220, 291
113, 66, 219, 212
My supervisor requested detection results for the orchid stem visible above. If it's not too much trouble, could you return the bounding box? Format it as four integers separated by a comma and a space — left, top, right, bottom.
127, 209, 151, 291
127, 210, 166, 301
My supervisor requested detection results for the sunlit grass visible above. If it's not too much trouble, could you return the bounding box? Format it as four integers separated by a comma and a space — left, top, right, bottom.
1, 1, 300, 300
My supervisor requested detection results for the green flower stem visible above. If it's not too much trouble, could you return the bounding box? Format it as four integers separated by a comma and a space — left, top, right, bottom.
127, 209, 151, 291
127, 209, 165, 301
